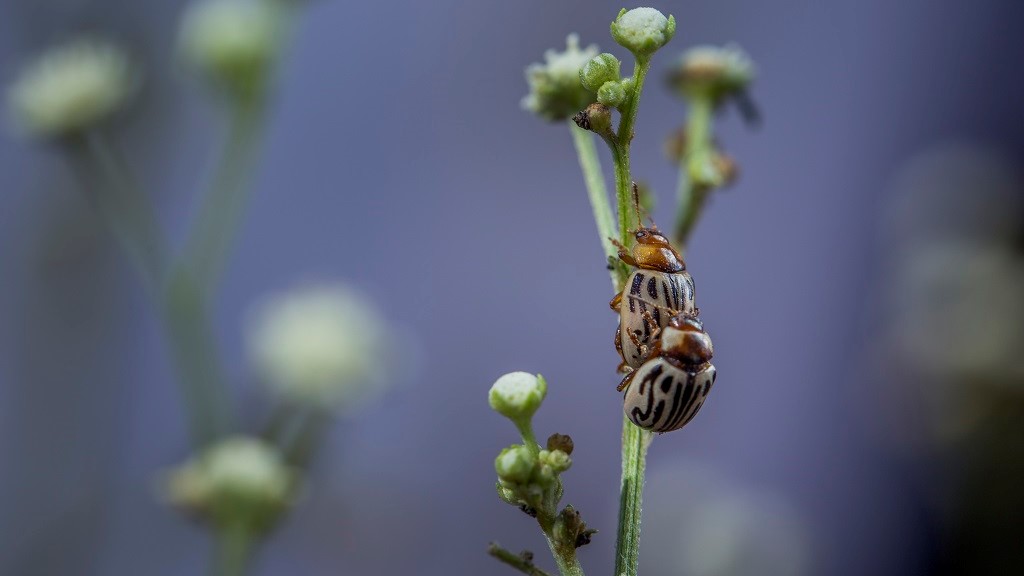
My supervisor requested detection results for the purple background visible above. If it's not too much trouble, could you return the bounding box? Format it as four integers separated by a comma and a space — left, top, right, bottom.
1, 0, 1022, 574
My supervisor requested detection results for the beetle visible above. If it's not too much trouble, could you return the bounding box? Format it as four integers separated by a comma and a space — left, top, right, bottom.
619, 313, 716, 433
610, 226, 696, 371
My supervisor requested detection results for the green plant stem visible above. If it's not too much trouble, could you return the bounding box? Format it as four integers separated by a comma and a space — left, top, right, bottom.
543, 534, 585, 576
568, 121, 617, 288
67, 133, 167, 295
488, 543, 554, 576
213, 523, 253, 576
611, 56, 652, 251
613, 417, 652, 576
184, 97, 267, 293
68, 133, 230, 447
674, 95, 715, 247
516, 421, 541, 457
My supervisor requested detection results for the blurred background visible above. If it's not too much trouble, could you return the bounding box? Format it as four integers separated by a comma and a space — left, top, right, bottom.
2, 0, 1023, 575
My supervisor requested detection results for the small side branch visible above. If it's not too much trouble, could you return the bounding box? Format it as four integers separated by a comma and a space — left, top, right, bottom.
489, 543, 554, 576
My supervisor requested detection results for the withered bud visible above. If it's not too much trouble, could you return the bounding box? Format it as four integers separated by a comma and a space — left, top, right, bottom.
546, 433, 574, 455
572, 103, 613, 137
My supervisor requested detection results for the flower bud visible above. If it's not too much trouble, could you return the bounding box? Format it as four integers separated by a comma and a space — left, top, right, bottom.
667, 44, 754, 104
489, 372, 547, 424
7, 38, 135, 139
610, 7, 676, 57
597, 81, 627, 108
179, 0, 283, 99
495, 444, 536, 485
163, 436, 297, 531
572, 103, 613, 138
579, 53, 621, 91
521, 34, 600, 122
540, 448, 573, 471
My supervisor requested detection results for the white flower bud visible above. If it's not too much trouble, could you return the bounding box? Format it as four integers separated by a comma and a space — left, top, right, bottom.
248, 283, 390, 411
610, 7, 676, 56
7, 38, 135, 139
179, 0, 282, 98
522, 34, 599, 122
489, 372, 547, 424
164, 436, 296, 529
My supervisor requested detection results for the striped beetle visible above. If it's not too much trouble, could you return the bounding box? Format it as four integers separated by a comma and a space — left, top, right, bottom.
618, 313, 716, 433
610, 226, 696, 371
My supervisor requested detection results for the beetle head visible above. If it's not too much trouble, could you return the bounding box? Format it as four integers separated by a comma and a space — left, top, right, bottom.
627, 227, 686, 272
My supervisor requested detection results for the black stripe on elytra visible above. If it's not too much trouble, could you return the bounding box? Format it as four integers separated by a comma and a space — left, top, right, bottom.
647, 277, 658, 299
631, 364, 663, 422
670, 278, 680, 309
667, 374, 696, 431
661, 373, 686, 429
662, 281, 672, 309
628, 273, 644, 312
651, 306, 661, 328
680, 400, 704, 429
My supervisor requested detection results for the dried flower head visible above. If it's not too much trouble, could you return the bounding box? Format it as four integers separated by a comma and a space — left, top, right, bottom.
7, 38, 135, 139
522, 34, 599, 122
179, 0, 282, 98
248, 283, 390, 411
164, 436, 297, 530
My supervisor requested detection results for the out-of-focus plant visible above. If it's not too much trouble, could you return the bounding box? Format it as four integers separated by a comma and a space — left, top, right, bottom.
490, 7, 757, 576
6, 1, 394, 574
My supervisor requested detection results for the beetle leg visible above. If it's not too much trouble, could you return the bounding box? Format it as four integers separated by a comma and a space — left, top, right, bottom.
611, 238, 638, 267
617, 370, 636, 392
641, 309, 662, 341
610, 291, 622, 312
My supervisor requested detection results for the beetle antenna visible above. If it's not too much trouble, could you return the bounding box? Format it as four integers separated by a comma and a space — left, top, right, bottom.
632, 182, 646, 229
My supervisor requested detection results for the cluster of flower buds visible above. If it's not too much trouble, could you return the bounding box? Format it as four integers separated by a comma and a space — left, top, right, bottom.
521, 34, 599, 122
666, 44, 754, 108
163, 436, 299, 533
489, 373, 596, 549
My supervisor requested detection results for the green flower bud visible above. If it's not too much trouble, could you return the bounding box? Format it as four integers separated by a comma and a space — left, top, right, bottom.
7, 38, 136, 140
179, 0, 283, 100
667, 44, 755, 103
579, 53, 621, 91
489, 372, 546, 424
572, 103, 614, 138
521, 34, 600, 122
495, 444, 536, 485
540, 449, 572, 473
610, 7, 676, 57
163, 436, 297, 532
597, 81, 627, 108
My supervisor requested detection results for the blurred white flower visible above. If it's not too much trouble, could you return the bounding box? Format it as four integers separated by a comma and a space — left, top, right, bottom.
164, 435, 296, 529
641, 463, 809, 576
179, 0, 282, 96
521, 34, 599, 121
668, 44, 755, 100
7, 38, 135, 138
248, 283, 390, 410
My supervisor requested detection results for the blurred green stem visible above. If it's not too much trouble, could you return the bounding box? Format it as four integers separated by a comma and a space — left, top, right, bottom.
568, 121, 617, 288
68, 132, 230, 447
214, 523, 253, 576
488, 543, 554, 576
674, 95, 715, 247
614, 418, 652, 576
610, 56, 652, 258
184, 96, 267, 293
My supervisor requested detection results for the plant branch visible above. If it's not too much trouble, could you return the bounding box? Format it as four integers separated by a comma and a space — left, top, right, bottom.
611, 56, 652, 251
568, 120, 617, 288
213, 523, 254, 576
673, 95, 716, 247
489, 543, 554, 576
184, 96, 267, 293
613, 417, 652, 576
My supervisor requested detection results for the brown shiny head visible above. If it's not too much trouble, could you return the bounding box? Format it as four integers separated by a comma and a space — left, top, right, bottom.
621, 227, 686, 272
660, 314, 713, 365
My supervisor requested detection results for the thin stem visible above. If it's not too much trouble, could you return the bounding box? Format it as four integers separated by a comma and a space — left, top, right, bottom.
183, 97, 267, 293
67, 133, 229, 447
611, 56, 652, 253
673, 95, 715, 247
213, 523, 253, 576
568, 121, 618, 288
163, 263, 233, 446
613, 417, 652, 576
489, 543, 554, 576
516, 421, 541, 457
543, 534, 585, 576
66, 133, 167, 296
